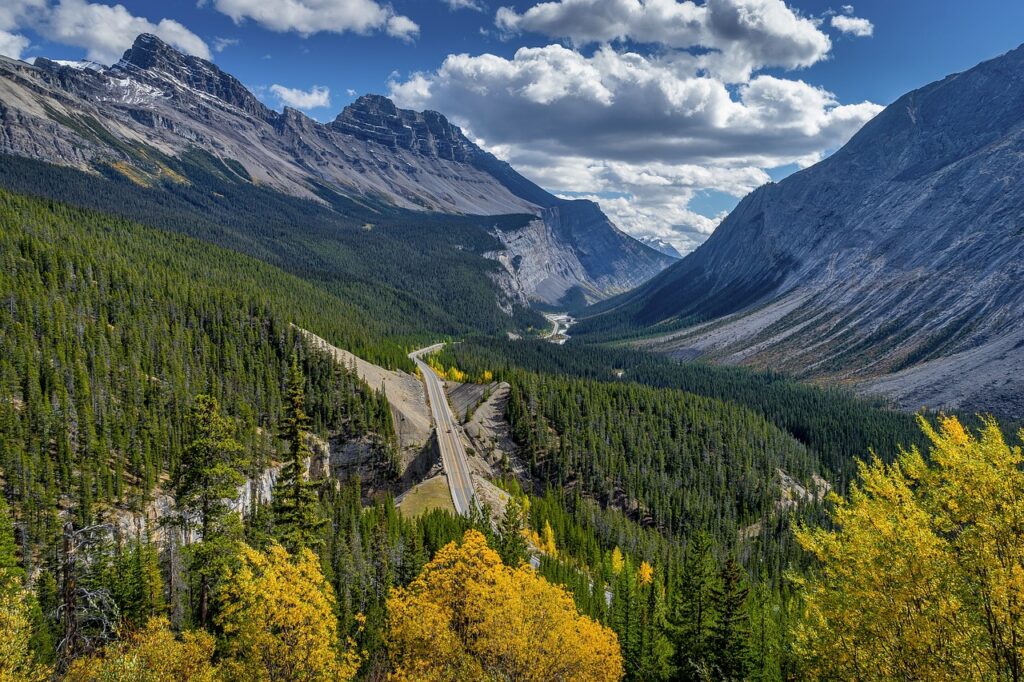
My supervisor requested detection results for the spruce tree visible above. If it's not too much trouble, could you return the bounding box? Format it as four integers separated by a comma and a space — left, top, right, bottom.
668, 531, 719, 680
710, 556, 752, 681
273, 355, 326, 554
497, 497, 528, 566
636, 578, 673, 681
175, 394, 248, 627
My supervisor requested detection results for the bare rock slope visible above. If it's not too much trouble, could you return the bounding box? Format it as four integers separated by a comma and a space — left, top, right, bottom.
582, 43, 1024, 417
0, 34, 673, 305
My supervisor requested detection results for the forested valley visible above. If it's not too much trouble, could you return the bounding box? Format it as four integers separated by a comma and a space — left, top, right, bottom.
0, 153, 543, 342
2, 187, 1024, 682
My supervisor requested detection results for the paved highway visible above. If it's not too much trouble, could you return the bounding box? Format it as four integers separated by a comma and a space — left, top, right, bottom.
410, 345, 477, 516
542, 313, 574, 345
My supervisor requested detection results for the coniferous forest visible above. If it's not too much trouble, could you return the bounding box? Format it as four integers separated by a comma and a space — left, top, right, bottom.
2, 183, 1024, 682
3, 9, 1024, 679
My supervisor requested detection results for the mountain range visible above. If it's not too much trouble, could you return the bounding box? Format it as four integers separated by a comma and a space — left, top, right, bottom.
577, 43, 1024, 418
0, 33, 673, 310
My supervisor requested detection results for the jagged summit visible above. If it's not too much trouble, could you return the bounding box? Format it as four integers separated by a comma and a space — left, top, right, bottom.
333, 93, 479, 162
0, 33, 674, 306
117, 33, 188, 69
112, 33, 271, 119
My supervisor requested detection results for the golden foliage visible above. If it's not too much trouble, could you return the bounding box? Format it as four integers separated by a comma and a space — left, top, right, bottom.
0, 587, 50, 682
541, 520, 558, 558
65, 617, 217, 682
638, 561, 654, 586
386, 529, 624, 682
611, 547, 625, 575
794, 416, 1024, 681
216, 543, 360, 682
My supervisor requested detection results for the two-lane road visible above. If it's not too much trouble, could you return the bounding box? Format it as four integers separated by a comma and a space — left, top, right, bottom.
410, 345, 477, 516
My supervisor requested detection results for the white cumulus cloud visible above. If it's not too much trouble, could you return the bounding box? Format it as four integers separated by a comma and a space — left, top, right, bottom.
830, 14, 873, 37
445, 0, 483, 10
45, 0, 209, 63
270, 83, 331, 109
212, 0, 418, 41
495, 0, 832, 81
390, 35, 881, 252
0, 30, 30, 59
0, 0, 209, 64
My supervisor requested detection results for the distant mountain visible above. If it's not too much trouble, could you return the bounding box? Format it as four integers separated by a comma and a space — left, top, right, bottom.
576, 44, 1024, 418
637, 236, 683, 259
0, 34, 672, 307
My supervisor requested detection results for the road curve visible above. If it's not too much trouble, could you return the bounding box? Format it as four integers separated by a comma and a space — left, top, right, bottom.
410, 345, 477, 516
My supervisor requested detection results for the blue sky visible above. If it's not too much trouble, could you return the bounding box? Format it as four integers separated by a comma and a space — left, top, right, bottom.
3, 0, 1023, 251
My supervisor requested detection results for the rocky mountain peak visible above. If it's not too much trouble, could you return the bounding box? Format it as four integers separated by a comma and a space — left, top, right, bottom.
332, 93, 479, 162
637, 236, 683, 259
113, 33, 270, 119
118, 33, 182, 70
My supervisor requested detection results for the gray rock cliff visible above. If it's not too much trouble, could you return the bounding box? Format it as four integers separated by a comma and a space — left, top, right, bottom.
585, 43, 1024, 417
0, 34, 674, 304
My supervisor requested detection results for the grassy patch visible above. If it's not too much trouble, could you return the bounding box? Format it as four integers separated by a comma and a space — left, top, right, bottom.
397, 475, 456, 517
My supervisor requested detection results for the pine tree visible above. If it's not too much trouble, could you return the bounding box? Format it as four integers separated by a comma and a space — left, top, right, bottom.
710, 556, 751, 681
668, 531, 719, 680
497, 497, 527, 566
273, 355, 326, 554
175, 394, 248, 628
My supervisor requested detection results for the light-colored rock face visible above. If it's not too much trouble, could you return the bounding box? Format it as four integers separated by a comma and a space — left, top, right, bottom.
489, 202, 675, 307
0, 34, 673, 305
607, 43, 1024, 418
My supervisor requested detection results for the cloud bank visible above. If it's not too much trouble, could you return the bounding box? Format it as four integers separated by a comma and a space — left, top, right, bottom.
391, 5, 882, 253
211, 0, 419, 41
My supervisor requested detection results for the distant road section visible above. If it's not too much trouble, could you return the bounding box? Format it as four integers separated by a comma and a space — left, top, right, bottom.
410, 345, 477, 516
542, 312, 574, 344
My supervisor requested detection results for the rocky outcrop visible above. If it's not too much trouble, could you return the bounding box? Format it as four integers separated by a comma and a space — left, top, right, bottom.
331, 94, 478, 162
586, 43, 1024, 417
113, 33, 272, 120
0, 34, 673, 303
490, 201, 675, 307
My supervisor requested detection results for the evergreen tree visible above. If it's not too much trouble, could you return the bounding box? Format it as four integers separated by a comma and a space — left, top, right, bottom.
32, 572, 58, 665
110, 538, 166, 632
174, 394, 248, 627
497, 497, 528, 566
273, 355, 326, 553
668, 532, 719, 680
710, 557, 752, 681
0, 496, 22, 591
636, 576, 673, 681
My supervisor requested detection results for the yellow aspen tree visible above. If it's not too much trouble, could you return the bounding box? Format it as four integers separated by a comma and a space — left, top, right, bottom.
611, 547, 625, 575
65, 617, 217, 682
542, 520, 558, 558
0, 587, 51, 682
793, 415, 1024, 681
217, 543, 361, 682
638, 561, 654, 586
387, 529, 623, 682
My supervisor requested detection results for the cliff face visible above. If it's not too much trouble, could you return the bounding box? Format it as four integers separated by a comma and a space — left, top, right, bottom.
584, 43, 1024, 417
0, 34, 674, 304
490, 201, 674, 309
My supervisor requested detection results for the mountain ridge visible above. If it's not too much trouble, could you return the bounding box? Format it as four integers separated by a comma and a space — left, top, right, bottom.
576, 42, 1024, 418
0, 33, 673, 306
